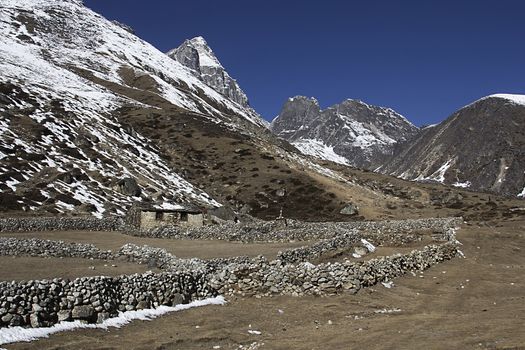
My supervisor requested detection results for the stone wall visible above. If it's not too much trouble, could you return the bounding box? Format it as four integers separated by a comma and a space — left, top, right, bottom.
210, 242, 458, 296
0, 217, 463, 329
0, 237, 113, 260
129, 217, 463, 243
0, 217, 123, 233
0, 271, 214, 328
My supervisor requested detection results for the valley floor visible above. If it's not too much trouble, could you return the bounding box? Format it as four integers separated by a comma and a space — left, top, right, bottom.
3, 218, 525, 349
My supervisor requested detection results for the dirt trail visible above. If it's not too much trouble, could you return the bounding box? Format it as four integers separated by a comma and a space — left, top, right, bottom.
4, 219, 525, 349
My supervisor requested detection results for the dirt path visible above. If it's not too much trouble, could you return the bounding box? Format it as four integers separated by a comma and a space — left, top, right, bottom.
4, 219, 525, 349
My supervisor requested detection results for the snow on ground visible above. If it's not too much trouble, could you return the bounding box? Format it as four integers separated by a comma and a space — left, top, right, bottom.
415, 159, 454, 184
292, 139, 349, 165
0, 2, 224, 212
487, 94, 525, 106
453, 181, 471, 188
463, 93, 525, 109
0, 296, 226, 347
361, 238, 376, 253
518, 187, 525, 198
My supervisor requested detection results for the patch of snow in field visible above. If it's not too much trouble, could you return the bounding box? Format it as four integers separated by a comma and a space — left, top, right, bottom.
0, 296, 226, 346
361, 239, 376, 253
374, 308, 401, 314
518, 187, 525, 198
381, 281, 394, 289
453, 181, 471, 188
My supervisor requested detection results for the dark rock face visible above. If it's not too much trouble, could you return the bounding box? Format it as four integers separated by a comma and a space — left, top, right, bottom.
167, 37, 250, 107
381, 96, 525, 197
271, 96, 419, 169
116, 177, 141, 197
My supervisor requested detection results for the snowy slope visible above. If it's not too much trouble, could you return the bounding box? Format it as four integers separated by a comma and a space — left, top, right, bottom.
0, 0, 265, 128
0, 0, 246, 215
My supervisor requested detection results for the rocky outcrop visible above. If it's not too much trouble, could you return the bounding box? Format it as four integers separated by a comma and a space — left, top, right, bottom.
381, 94, 525, 197
167, 37, 250, 107
271, 96, 419, 169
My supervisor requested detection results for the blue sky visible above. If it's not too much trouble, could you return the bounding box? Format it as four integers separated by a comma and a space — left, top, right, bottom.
84, 0, 525, 126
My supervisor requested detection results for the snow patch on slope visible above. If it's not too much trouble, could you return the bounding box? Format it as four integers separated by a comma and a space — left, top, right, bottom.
487, 94, 525, 106
292, 139, 349, 165
415, 159, 454, 183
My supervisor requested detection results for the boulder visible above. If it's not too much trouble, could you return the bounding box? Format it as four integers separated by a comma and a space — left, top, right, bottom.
116, 177, 141, 197
57, 310, 71, 322
72, 305, 95, 321
340, 203, 359, 216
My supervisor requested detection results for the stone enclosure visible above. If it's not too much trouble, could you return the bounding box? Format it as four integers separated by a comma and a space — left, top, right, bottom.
0, 216, 463, 329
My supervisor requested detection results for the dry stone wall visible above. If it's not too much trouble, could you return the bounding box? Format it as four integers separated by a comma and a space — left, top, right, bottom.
211, 242, 458, 296
130, 217, 463, 242
0, 217, 463, 329
0, 271, 214, 328
0, 237, 113, 260
0, 217, 123, 233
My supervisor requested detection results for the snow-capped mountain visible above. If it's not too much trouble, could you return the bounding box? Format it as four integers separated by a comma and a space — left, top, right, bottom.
167, 37, 251, 108
271, 96, 419, 169
0, 0, 276, 216
380, 94, 525, 197
0, 0, 384, 220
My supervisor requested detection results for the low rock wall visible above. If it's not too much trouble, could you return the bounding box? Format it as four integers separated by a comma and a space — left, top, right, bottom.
0, 237, 113, 260
211, 242, 458, 296
0, 217, 123, 233
0, 217, 463, 329
130, 217, 463, 242
0, 271, 214, 328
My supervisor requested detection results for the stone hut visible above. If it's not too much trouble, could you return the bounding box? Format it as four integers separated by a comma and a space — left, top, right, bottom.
126, 203, 204, 230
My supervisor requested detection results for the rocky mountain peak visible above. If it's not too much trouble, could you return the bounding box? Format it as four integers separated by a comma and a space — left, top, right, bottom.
271, 97, 419, 169
167, 36, 250, 107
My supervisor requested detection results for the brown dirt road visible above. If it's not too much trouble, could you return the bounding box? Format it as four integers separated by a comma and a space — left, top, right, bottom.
4, 218, 525, 350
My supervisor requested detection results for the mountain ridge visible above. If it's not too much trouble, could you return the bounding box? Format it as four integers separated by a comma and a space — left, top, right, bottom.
380, 94, 525, 197
270, 96, 419, 169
